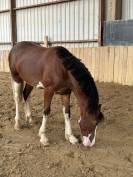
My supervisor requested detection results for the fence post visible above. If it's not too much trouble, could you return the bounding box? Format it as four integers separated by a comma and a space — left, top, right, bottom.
98, 0, 105, 46
44, 36, 49, 47
106, 0, 122, 21
10, 0, 17, 46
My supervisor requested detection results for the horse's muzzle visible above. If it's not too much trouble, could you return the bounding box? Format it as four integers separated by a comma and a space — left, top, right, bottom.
82, 126, 97, 147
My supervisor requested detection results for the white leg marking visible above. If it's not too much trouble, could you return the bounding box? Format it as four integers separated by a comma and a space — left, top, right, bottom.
63, 107, 78, 144
39, 114, 49, 146
36, 82, 44, 89
12, 80, 22, 130
24, 99, 33, 125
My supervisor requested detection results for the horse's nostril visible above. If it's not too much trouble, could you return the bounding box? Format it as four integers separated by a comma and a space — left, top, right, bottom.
89, 133, 95, 142
89, 126, 97, 142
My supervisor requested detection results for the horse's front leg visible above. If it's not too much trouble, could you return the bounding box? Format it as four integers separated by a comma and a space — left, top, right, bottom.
62, 94, 78, 144
39, 88, 54, 146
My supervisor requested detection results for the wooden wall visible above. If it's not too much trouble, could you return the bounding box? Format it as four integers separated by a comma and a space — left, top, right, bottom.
0, 50, 9, 72
70, 46, 133, 86
0, 46, 133, 85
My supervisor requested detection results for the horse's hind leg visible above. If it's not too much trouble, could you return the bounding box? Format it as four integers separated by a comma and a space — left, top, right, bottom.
23, 83, 33, 125
11, 78, 23, 130
61, 94, 78, 144
39, 88, 54, 146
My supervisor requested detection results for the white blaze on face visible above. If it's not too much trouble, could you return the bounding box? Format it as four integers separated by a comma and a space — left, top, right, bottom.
83, 126, 97, 147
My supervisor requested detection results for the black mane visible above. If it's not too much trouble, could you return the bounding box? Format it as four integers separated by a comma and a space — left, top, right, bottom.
56, 46, 99, 113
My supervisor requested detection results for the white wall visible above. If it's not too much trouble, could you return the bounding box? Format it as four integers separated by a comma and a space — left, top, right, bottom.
0, 0, 99, 49
122, 0, 133, 20
16, 0, 99, 48
0, 0, 10, 10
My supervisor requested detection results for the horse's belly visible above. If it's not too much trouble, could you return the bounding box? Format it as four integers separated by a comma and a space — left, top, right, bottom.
18, 65, 41, 86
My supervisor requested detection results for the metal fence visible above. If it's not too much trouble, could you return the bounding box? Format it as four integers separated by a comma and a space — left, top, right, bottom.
103, 20, 133, 45
0, 0, 103, 50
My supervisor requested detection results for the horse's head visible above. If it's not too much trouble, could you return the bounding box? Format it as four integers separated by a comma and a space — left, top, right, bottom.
78, 104, 104, 147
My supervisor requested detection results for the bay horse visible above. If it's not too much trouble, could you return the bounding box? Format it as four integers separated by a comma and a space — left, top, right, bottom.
8, 41, 103, 147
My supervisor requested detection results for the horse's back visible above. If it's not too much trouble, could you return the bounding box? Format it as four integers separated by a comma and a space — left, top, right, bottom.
9, 41, 45, 64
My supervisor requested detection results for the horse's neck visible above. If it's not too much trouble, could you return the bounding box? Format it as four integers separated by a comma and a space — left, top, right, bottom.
73, 88, 89, 117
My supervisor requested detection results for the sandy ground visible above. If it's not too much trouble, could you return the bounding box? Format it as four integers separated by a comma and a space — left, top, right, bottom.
0, 72, 133, 177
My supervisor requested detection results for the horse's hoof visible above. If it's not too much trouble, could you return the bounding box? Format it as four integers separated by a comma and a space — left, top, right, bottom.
40, 139, 50, 146
26, 117, 34, 126
39, 134, 50, 146
29, 118, 34, 126
69, 135, 79, 144
65, 134, 79, 144
14, 123, 21, 131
